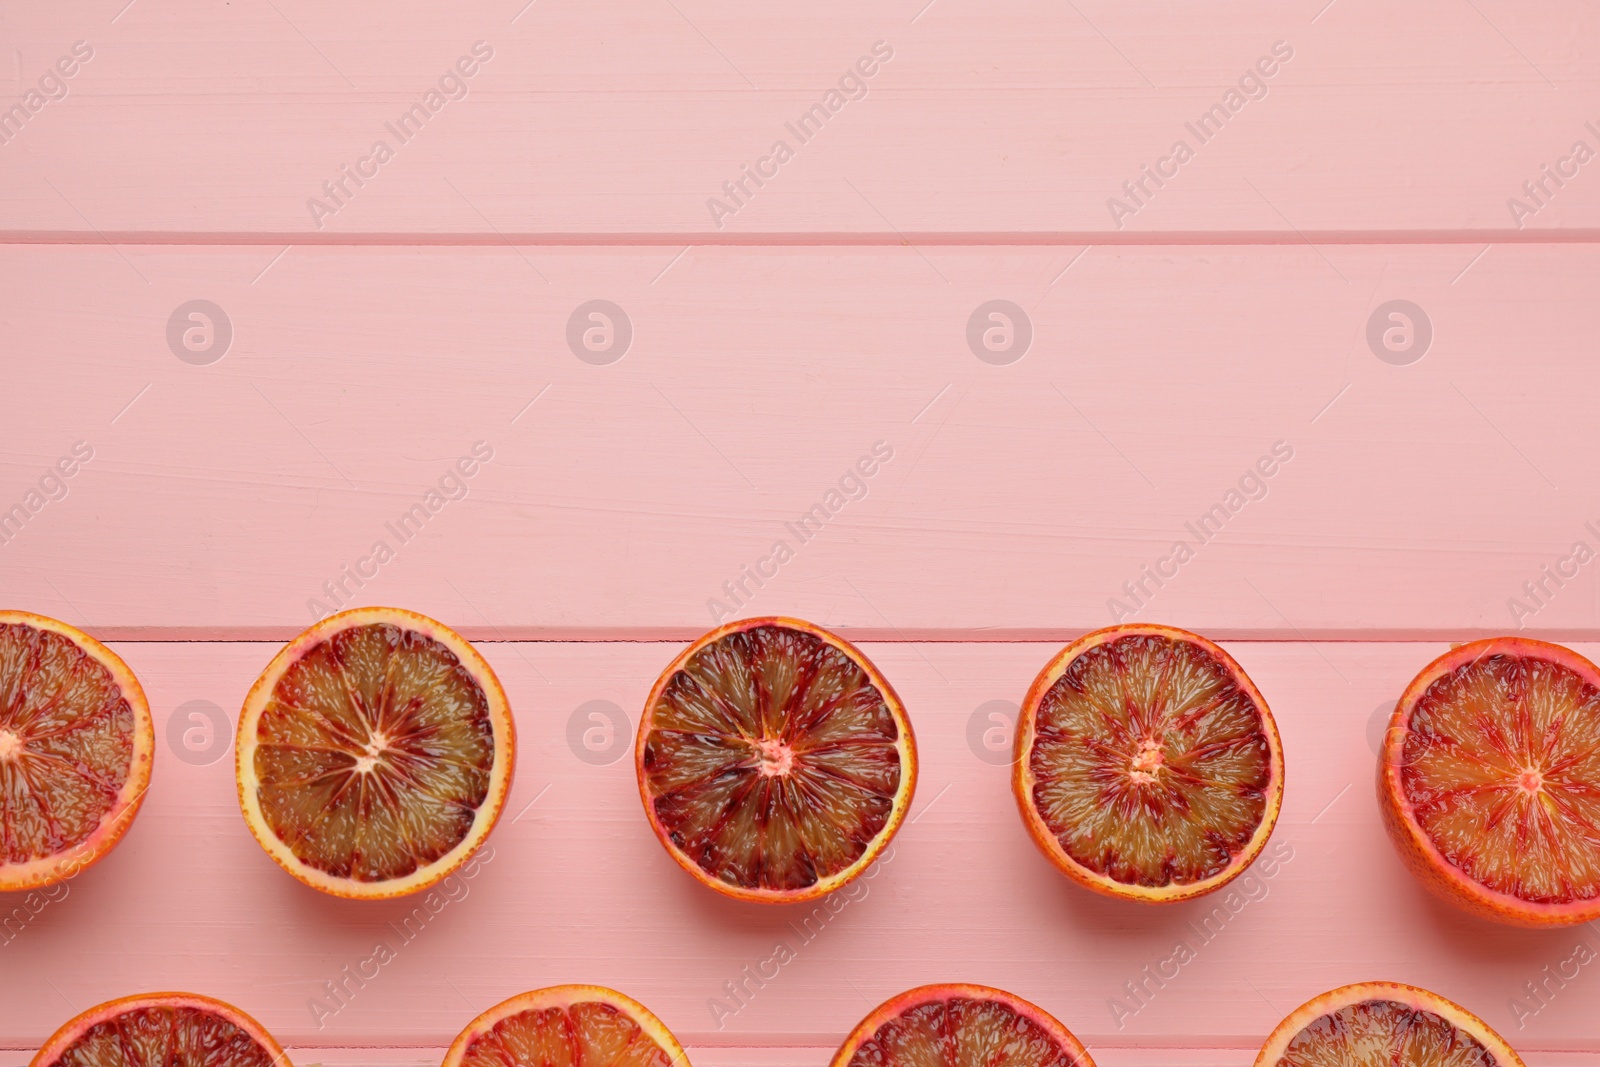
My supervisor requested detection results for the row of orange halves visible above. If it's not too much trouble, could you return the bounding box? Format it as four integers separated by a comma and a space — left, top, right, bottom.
1, 608, 1595, 929
23, 980, 1528, 1067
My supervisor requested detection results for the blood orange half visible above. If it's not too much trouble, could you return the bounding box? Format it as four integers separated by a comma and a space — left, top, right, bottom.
1253, 982, 1524, 1067
0, 611, 154, 893
443, 986, 688, 1067
637, 617, 916, 902
30, 992, 288, 1067
1014, 623, 1284, 902
1379, 637, 1600, 926
830, 985, 1093, 1067
237, 607, 514, 900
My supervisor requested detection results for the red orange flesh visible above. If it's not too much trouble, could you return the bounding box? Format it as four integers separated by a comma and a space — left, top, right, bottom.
1253, 982, 1524, 1067
1380, 637, 1600, 926
1014, 624, 1284, 902
237, 607, 514, 900
0, 611, 154, 893
830, 984, 1093, 1067
442, 986, 688, 1067
637, 617, 916, 902
30, 993, 288, 1067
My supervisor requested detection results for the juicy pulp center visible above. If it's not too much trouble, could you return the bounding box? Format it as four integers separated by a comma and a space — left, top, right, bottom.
754, 737, 794, 777
1129, 737, 1164, 780
0, 730, 21, 761
353, 732, 390, 774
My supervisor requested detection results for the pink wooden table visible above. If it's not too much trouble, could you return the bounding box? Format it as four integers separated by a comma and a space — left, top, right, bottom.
3, 1, 1599, 1065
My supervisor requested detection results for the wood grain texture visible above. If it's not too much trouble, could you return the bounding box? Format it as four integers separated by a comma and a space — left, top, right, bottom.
3, 0, 1598, 236
4, 0, 1597, 1060
1, 243, 1595, 639
4, 641, 1597, 1056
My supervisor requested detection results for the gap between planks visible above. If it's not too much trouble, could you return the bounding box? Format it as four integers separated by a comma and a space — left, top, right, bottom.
3, 230, 1600, 248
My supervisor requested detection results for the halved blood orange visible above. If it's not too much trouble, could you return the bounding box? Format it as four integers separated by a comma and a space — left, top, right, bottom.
1254, 982, 1524, 1067
0, 611, 154, 893
831, 984, 1093, 1067
31, 992, 288, 1067
1379, 637, 1600, 926
237, 607, 514, 899
443, 986, 688, 1067
1014, 623, 1284, 902
637, 617, 916, 902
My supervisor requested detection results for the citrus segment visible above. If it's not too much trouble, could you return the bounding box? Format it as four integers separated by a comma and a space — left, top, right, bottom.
237, 607, 514, 899
1014, 624, 1284, 902
1380, 637, 1600, 925
637, 617, 916, 902
1254, 983, 1524, 1067
443, 986, 687, 1067
0, 611, 153, 893
830, 985, 1092, 1067
31, 993, 288, 1067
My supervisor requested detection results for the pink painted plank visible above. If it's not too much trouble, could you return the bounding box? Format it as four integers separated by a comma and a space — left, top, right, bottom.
1, 641, 1592, 1054
2, 0, 1597, 236
0, 243, 1595, 639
